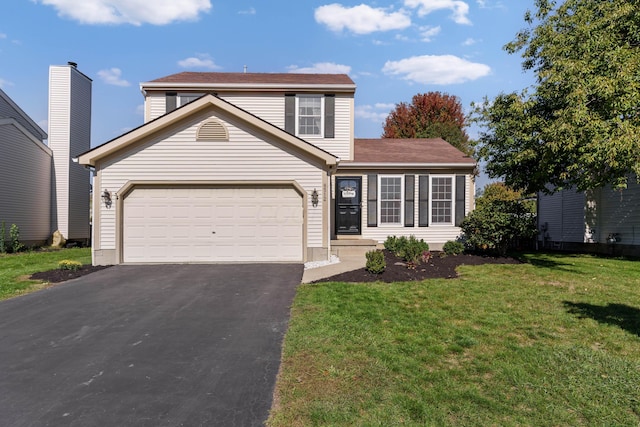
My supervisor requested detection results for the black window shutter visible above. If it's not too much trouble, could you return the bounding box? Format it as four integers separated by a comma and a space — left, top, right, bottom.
404, 175, 415, 227
166, 92, 177, 113
419, 175, 429, 227
455, 175, 466, 226
284, 94, 295, 134
367, 174, 377, 227
324, 94, 335, 138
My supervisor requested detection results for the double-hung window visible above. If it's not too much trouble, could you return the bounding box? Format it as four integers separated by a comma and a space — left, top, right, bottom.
296, 96, 323, 137
179, 93, 204, 106
430, 176, 453, 224
379, 175, 403, 225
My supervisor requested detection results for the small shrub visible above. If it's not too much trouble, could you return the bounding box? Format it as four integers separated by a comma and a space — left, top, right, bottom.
365, 250, 386, 274
58, 260, 82, 271
402, 236, 430, 265
9, 224, 24, 253
443, 240, 465, 256
0, 221, 5, 253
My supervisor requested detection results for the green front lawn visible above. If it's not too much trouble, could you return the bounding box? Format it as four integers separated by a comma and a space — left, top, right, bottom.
269, 253, 640, 426
0, 247, 91, 300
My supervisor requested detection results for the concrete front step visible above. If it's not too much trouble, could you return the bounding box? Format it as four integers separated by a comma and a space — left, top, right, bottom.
330, 239, 379, 259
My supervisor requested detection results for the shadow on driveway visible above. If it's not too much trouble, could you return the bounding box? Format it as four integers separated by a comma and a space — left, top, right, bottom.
0, 263, 303, 427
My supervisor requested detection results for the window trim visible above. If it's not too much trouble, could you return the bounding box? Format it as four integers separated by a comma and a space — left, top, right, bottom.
378, 175, 404, 226
429, 175, 454, 226
295, 95, 324, 138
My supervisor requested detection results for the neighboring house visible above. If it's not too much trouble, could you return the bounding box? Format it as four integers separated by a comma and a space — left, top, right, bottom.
0, 62, 91, 246
538, 178, 640, 256
78, 72, 476, 265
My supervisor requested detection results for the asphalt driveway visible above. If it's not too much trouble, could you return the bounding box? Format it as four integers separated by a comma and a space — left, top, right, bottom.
0, 263, 303, 427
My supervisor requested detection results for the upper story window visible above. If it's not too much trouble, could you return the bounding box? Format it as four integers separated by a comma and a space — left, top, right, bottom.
179, 93, 204, 106
431, 176, 453, 224
285, 94, 334, 139
296, 96, 323, 137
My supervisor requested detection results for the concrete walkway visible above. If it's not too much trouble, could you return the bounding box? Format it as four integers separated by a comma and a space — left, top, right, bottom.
302, 255, 366, 283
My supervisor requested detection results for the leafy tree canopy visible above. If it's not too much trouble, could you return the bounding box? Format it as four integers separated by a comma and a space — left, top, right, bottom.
472, 0, 640, 194
383, 92, 472, 155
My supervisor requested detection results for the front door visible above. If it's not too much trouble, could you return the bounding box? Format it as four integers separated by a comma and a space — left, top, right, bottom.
335, 177, 361, 235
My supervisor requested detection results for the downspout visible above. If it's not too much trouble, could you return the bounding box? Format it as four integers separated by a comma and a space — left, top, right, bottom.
327, 158, 340, 261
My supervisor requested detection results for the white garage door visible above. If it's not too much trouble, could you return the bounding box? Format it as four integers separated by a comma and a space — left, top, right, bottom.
123, 186, 303, 263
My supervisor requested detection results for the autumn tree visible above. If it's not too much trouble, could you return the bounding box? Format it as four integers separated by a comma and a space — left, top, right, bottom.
473, 0, 640, 194
382, 92, 472, 155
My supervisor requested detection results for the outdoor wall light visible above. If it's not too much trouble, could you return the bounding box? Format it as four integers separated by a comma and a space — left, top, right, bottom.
101, 189, 113, 208
311, 188, 319, 207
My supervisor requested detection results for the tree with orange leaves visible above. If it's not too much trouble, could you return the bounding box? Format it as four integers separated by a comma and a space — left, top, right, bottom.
382, 92, 472, 155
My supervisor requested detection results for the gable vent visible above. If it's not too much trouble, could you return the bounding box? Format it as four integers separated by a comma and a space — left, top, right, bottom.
196, 119, 229, 141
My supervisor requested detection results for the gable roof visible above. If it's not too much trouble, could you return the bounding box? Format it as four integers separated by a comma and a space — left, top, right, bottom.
0, 88, 48, 140
342, 138, 476, 168
77, 94, 338, 168
141, 72, 356, 93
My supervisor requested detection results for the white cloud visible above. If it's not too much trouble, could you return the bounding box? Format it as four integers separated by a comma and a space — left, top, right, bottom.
0, 33, 6, 39
135, 104, 145, 115
382, 54, 490, 84
238, 7, 256, 15
462, 37, 479, 46
419, 25, 441, 42
97, 68, 130, 86
0, 78, 12, 88
178, 54, 220, 70
404, 0, 471, 25
35, 0, 211, 25
315, 3, 411, 34
287, 62, 351, 74
355, 104, 393, 123
38, 119, 48, 131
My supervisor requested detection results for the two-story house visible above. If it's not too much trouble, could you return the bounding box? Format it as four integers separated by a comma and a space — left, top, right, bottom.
78, 72, 475, 265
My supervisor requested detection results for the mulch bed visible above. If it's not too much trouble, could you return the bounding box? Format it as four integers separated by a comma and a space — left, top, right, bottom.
30, 265, 112, 283
313, 249, 522, 283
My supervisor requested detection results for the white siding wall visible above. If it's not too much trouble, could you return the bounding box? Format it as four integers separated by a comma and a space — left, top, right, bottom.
0, 123, 52, 243
145, 92, 353, 161
359, 173, 470, 248
98, 113, 325, 250
538, 188, 587, 243
49, 65, 91, 240
598, 177, 640, 245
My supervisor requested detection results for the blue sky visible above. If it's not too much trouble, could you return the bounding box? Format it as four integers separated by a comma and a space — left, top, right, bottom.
2, 0, 535, 186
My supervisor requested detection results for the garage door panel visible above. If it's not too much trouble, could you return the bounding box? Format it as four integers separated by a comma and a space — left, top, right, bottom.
123, 187, 303, 263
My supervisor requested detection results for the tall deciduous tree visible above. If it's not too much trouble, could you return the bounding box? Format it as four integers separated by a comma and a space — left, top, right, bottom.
473, 0, 640, 193
382, 92, 472, 155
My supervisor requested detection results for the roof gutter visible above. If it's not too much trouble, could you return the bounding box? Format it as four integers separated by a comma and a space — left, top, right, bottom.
140, 82, 357, 93
338, 162, 476, 169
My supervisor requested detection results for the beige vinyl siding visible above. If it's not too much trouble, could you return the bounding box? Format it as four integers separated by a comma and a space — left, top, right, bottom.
145, 92, 166, 123
359, 173, 470, 248
49, 65, 91, 241
0, 123, 52, 243
145, 92, 353, 160
98, 113, 325, 250
48, 66, 71, 238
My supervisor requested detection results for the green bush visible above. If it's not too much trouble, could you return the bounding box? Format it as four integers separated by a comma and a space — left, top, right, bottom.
460, 200, 536, 256
0, 221, 5, 253
385, 235, 430, 266
443, 240, 465, 256
58, 259, 82, 271
365, 250, 386, 274
9, 224, 24, 253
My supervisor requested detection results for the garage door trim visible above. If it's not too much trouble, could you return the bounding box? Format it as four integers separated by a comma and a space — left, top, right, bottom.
115, 180, 307, 263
